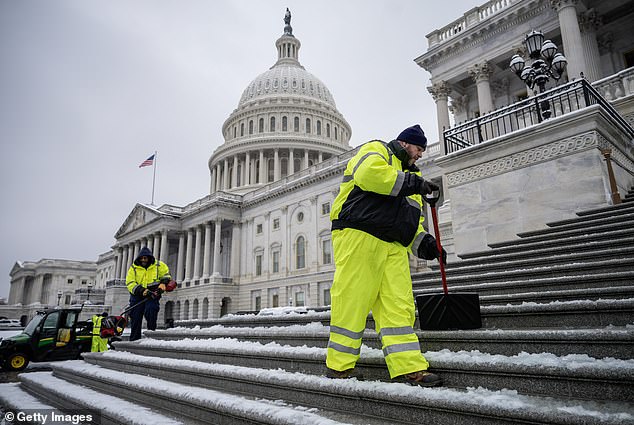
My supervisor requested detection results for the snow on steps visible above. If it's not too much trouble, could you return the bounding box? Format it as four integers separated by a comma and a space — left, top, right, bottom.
73, 353, 634, 425
146, 324, 634, 359
104, 337, 634, 403
20, 367, 356, 425
11, 373, 184, 425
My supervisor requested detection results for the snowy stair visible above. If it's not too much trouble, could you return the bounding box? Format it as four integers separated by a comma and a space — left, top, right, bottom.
76, 350, 633, 425
3, 194, 634, 424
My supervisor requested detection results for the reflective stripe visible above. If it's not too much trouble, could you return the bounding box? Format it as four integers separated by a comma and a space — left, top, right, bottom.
342, 175, 353, 183
389, 171, 405, 197
351, 152, 387, 179
383, 342, 421, 356
411, 231, 426, 255
130, 284, 141, 295
330, 325, 364, 340
406, 197, 419, 208
378, 326, 415, 340
328, 340, 361, 356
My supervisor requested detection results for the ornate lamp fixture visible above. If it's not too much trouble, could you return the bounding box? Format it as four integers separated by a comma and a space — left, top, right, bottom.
509, 30, 568, 119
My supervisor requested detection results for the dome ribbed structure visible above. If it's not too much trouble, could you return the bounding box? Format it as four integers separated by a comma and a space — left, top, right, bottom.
208, 9, 351, 195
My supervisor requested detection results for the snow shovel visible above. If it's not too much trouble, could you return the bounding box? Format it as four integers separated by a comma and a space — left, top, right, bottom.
415, 192, 482, 330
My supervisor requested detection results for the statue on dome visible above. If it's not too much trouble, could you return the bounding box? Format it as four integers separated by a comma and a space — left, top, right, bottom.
284, 8, 293, 35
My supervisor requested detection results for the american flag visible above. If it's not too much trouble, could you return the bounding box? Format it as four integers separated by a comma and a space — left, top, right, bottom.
139, 154, 155, 168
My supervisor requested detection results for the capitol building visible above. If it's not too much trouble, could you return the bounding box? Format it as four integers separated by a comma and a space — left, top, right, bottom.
6, 0, 634, 325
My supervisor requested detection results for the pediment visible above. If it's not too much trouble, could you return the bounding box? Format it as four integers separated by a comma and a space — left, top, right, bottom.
115, 204, 161, 238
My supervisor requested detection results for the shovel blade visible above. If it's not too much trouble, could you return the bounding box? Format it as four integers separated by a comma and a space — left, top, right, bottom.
416, 293, 482, 330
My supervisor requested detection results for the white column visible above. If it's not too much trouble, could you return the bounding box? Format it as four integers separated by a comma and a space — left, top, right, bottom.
259, 150, 265, 184
203, 222, 212, 277
210, 168, 216, 193
177, 233, 185, 282
223, 158, 229, 190
274, 148, 280, 181
230, 221, 241, 277
232, 156, 238, 189
133, 241, 140, 263
303, 150, 309, 169
160, 231, 169, 262
551, 0, 586, 80
216, 164, 222, 192
318, 152, 323, 163
213, 219, 222, 276
289, 149, 295, 175
193, 226, 202, 279
427, 81, 452, 153
579, 9, 602, 82
468, 61, 494, 114
245, 151, 251, 185
115, 248, 122, 279
152, 234, 160, 259
185, 229, 194, 280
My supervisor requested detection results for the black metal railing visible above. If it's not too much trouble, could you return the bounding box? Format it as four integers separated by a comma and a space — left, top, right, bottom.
443, 79, 634, 154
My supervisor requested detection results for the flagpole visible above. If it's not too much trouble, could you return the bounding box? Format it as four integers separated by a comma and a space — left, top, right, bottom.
151, 151, 157, 205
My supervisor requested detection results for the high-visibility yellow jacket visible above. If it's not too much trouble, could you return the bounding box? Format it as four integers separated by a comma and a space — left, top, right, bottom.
91, 315, 108, 352
126, 260, 171, 296
330, 140, 428, 254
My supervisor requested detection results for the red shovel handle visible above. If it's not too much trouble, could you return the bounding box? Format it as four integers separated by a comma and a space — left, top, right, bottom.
424, 192, 448, 295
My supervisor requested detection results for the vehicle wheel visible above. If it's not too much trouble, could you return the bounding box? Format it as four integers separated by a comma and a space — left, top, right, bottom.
5, 352, 29, 371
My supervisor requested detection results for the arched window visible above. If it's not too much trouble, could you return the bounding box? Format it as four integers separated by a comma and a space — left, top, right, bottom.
192, 299, 199, 319
294, 117, 300, 132
240, 123, 244, 137
296, 236, 306, 269
259, 118, 264, 133
183, 300, 190, 320
249, 120, 254, 135
202, 298, 209, 319
270, 116, 276, 132
335, 126, 338, 140
326, 123, 331, 138
317, 120, 321, 135
282, 116, 288, 131
306, 118, 311, 134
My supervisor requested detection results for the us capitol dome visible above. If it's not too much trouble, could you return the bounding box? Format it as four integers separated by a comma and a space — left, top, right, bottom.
208, 9, 352, 195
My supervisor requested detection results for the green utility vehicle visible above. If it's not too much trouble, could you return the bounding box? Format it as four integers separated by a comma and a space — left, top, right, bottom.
0, 308, 93, 371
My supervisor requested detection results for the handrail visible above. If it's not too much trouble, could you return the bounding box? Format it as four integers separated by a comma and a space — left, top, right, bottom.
443, 79, 634, 154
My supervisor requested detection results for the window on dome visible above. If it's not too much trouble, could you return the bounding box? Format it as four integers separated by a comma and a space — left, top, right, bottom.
306, 118, 311, 134
335, 127, 338, 140
282, 116, 287, 131
249, 120, 254, 135
317, 121, 322, 136
233, 127, 237, 139
326, 123, 331, 138
294, 117, 299, 132
268, 158, 274, 182
241, 123, 244, 137
270, 117, 276, 132
259, 118, 264, 133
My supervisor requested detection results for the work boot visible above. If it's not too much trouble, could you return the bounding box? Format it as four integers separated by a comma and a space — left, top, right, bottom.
326, 368, 364, 380
396, 370, 443, 387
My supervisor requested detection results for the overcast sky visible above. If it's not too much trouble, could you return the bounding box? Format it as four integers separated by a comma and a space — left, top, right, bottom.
0, 0, 484, 298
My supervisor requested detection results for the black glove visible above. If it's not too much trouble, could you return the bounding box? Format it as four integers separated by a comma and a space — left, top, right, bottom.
418, 233, 447, 265
159, 276, 172, 284
133, 286, 146, 297
417, 178, 439, 195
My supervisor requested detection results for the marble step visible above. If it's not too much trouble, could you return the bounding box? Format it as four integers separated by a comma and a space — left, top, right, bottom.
415, 245, 634, 277
547, 202, 634, 226
30, 365, 367, 425
77, 351, 634, 425
489, 220, 633, 248
16, 371, 185, 425
177, 297, 634, 329
576, 200, 634, 216
515, 213, 634, 238
459, 228, 634, 259
148, 324, 634, 360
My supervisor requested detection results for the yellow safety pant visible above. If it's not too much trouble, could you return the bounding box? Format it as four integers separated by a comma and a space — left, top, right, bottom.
326, 228, 429, 378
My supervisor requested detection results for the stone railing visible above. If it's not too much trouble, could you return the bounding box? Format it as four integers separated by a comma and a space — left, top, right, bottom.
591, 67, 634, 101
427, 0, 519, 49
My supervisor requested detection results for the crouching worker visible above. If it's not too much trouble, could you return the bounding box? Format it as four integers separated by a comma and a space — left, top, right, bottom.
91, 312, 109, 352
326, 125, 446, 387
126, 247, 172, 341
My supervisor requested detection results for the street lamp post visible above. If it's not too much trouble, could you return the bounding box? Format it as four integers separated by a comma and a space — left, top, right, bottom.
509, 30, 568, 119
57, 290, 63, 307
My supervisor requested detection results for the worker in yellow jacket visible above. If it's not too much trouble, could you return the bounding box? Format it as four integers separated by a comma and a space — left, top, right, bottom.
126, 247, 171, 341
326, 124, 446, 387
91, 312, 109, 352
